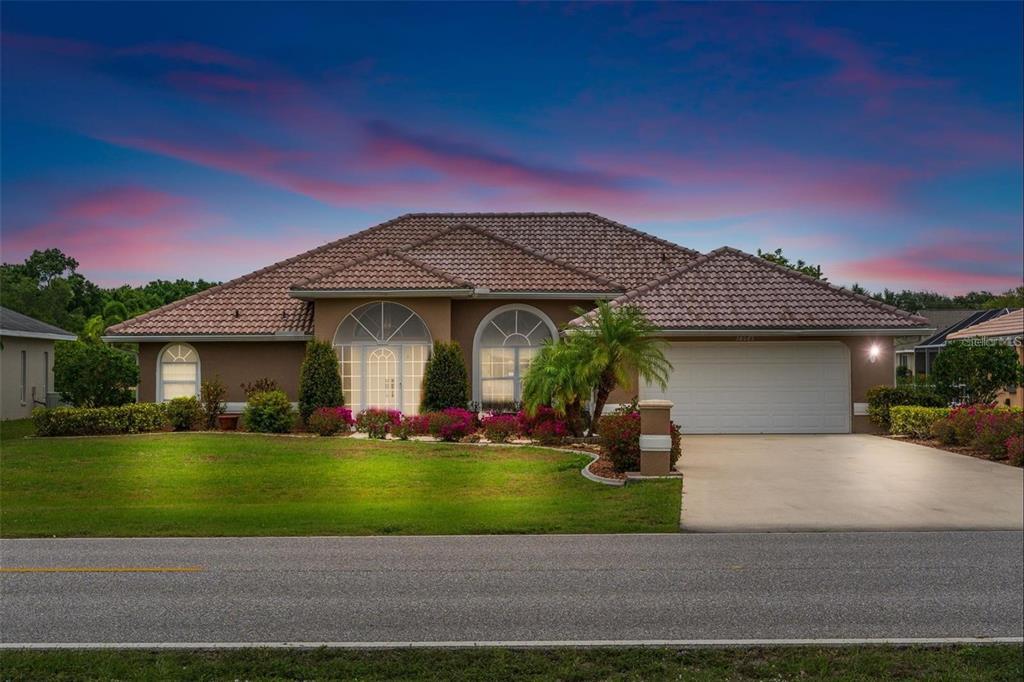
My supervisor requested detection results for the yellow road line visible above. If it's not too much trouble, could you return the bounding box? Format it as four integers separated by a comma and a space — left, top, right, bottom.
0, 566, 204, 573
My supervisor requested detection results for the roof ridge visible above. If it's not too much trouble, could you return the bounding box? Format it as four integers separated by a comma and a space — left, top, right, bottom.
106, 213, 420, 334
713, 246, 930, 325
290, 248, 473, 290
403, 220, 622, 290
604, 247, 728, 307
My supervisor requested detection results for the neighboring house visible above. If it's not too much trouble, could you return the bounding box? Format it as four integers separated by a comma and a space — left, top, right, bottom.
893, 309, 982, 377
1, 307, 76, 420
946, 308, 1024, 408
104, 213, 931, 434
913, 308, 1012, 377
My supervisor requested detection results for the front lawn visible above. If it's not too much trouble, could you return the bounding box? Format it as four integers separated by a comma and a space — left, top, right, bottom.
0, 429, 680, 537
1, 645, 1019, 681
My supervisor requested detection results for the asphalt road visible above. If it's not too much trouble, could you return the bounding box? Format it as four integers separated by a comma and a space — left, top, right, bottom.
2, 532, 1021, 645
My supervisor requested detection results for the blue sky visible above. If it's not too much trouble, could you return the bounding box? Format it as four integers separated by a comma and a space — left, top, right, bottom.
2, 1, 1021, 292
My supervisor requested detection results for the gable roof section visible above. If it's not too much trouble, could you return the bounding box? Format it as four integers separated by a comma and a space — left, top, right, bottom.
107, 212, 692, 337
0, 306, 77, 340
292, 250, 473, 292
947, 308, 1023, 340
571, 247, 930, 332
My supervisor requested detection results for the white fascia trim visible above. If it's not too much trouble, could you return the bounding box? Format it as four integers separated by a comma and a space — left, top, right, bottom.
654, 328, 934, 337
290, 289, 474, 299
102, 334, 312, 343
0, 330, 77, 341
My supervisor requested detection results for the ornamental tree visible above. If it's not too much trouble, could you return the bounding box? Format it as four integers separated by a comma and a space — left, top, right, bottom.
298, 339, 344, 422
931, 340, 1022, 405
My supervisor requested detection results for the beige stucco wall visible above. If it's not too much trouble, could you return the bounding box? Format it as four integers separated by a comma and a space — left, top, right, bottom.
1, 336, 56, 420
138, 341, 307, 403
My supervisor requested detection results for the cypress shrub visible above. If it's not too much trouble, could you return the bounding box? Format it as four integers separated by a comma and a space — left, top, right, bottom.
421, 341, 469, 412
298, 339, 344, 423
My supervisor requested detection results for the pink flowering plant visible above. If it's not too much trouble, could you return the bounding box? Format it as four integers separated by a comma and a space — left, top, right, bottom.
423, 408, 478, 441
1005, 434, 1024, 467
597, 412, 640, 472
306, 406, 354, 436
355, 407, 401, 439
481, 414, 519, 443
515, 406, 569, 443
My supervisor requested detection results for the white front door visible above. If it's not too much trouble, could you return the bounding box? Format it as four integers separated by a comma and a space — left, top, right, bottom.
641, 341, 851, 434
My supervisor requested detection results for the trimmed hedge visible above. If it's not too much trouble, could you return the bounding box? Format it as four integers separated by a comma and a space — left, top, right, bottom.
166, 396, 202, 431
421, 341, 469, 412
33, 404, 168, 437
598, 412, 640, 472
889, 406, 951, 439
866, 385, 946, 430
242, 390, 294, 433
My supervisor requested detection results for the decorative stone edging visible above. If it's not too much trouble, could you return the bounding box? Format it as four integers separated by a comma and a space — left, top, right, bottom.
579, 452, 626, 487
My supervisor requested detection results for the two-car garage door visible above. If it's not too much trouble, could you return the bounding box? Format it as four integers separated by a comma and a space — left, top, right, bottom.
640, 341, 851, 434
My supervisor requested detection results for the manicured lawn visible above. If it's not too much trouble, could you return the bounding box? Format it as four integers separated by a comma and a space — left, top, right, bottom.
1, 645, 1019, 681
0, 428, 680, 537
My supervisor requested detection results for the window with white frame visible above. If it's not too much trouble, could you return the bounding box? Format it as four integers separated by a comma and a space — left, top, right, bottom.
475, 305, 554, 409
158, 343, 200, 401
333, 302, 431, 415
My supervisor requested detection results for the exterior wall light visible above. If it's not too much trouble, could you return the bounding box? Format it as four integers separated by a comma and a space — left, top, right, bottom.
868, 343, 881, 363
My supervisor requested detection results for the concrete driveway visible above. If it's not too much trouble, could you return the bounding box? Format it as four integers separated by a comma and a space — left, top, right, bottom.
679, 435, 1024, 532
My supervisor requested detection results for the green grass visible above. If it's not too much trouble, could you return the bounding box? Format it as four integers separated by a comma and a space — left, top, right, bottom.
0, 428, 680, 537
1, 418, 36, 442
1, 645, 1019, 681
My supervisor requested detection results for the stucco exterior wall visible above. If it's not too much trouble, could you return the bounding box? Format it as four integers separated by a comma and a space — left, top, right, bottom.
137, 341, 307, 403
1, 336, 56, 420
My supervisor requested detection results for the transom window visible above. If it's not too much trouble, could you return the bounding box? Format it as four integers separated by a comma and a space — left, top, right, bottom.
475, 305, 555, 409
334, 302, 431, 415
158, 343, 199, 401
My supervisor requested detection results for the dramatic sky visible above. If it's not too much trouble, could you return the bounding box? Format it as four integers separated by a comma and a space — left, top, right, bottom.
2, 2, 1022, 293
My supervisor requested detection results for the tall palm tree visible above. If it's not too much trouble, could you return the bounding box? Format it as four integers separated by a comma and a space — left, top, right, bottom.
521, 338, 595, 436
570, 301, 672, 431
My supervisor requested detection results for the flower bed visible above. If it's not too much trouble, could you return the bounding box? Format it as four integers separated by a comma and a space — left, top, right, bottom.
887, 404, 1023, 467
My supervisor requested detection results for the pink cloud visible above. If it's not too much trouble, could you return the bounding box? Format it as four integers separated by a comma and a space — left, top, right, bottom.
1, 31, 100, 58
115, 41, 258, 70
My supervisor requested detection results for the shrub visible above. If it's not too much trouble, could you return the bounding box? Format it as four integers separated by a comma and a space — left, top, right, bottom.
299, 340, 344, 423
240, 378, 279, 398
200, 376, 227, 429
598, 412, 641, 472
972, 409, 1024, 459
242, 390, 294, 433
482, 414, 519, 443
53, 341, 138, 407
422, 408, 477, 441
165, 396, 201, 431
421, 341, 470, 412
669, 421, 682, 469
1006, 434, 1024, 467
356, 408, 401, 439
931, 340, 1022, 404
33, 403, 167, 437
889, 406, 951, 439
532, 418, 568, 445
306, 406, 354, 436
866, 385, 946, 430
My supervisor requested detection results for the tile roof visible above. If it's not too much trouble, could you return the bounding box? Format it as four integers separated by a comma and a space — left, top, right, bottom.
0, 306, 76, 339
947, 308, 1023, 339
292, 251, 472, 291
571, 247, 930, 331
915, 308, 1012, 348
106, 212, 696, 337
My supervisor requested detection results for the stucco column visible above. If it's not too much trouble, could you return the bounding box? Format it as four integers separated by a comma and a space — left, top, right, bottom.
638, 399, 674, 476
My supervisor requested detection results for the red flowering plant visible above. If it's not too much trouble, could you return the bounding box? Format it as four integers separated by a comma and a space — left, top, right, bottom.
306, 406, 354, 436
422, 408, 478, 442
597, 412, 641, 472
392, 414, 430, 440
515, 406, 569, 443
531, 418, 568, 445
355, 408, 401, 439
1005, 434, 1024, 467
481, 414, 519, 443
972, 409, 1024, 459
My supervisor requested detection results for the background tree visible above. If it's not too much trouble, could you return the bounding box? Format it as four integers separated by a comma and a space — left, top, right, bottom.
421, 341, 469, 412
569, 301, 672, 431
53, 341, 139, 407
757, 248, 826, 280
521, 338, 596, 436
298, 339, 344, 422
931, 340, 1022, 404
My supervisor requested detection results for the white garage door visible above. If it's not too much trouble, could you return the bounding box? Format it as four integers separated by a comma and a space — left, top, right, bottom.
641, 341, 851, 434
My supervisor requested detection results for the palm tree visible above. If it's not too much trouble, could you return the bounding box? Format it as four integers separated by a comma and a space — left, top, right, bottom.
570, 301, 672, 431
521, 338, 596, 436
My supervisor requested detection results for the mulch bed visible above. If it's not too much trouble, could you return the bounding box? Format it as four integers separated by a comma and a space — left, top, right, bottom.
886, 435, 1019, 467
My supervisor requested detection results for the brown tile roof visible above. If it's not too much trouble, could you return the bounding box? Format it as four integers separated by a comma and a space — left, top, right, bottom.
292, 251, 472, 291
947, 309, 1023, 339
106, 212, 696, 337
571, 247, 930, 331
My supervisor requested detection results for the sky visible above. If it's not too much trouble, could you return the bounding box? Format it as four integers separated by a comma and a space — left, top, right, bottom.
1, 1, 1022, 293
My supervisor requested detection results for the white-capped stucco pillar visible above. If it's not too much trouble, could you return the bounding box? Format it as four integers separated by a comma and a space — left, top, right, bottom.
638, 399, 674, 476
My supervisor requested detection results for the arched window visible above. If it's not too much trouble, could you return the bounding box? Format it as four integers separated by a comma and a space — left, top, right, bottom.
158, 343, 199, 401
333, 302, 432, 415
474, 305, 555, 408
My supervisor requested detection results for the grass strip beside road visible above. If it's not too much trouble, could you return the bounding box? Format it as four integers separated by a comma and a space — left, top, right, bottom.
1, 645, 1020, 681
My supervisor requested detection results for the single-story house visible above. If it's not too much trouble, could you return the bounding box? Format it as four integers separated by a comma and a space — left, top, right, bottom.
946, 308, 1023, 408
893, 309, 982, 377
104, 213, 931, 434
913, 308, 1013, 377
1, 306, 76, 420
